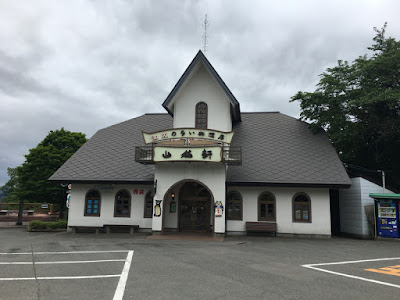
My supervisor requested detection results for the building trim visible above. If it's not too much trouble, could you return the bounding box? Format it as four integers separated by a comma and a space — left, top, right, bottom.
49, 180, 154, 185
226, 182, 351, 189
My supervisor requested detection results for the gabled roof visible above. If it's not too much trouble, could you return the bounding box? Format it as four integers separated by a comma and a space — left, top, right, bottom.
227, 113, 351, 187
49, 112, 351, 188
49, 114, 172, 184
162, 50, 241, 122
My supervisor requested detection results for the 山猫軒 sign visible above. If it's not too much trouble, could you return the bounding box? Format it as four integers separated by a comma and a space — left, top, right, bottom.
153, 146, 222, 163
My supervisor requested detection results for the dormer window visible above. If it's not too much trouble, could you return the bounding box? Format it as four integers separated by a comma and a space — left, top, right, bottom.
195, 102, 208, 129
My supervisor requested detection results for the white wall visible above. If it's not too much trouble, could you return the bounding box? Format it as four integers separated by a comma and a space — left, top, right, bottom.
339, 178, 362, 235
172, 65, 232, 132
68, 182, 332, 236
153, 163, 227, 234
68, 184, 153, 229
340, 177, 393, 236
163, 182, 182, 229
339, 177, 394, 236
227, 186, 331, 235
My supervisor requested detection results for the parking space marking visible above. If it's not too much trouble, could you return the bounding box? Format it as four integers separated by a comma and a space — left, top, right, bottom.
302, 257, 400, 289
0, 274, 121, 281
113, 250, 134, 300
0, 259, 126, 265
0, 250, 134, 300
365, 265, 400, 277
0, 250, 129, 255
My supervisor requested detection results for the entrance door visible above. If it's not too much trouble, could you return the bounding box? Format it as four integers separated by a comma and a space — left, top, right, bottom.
180, 197, 210, 232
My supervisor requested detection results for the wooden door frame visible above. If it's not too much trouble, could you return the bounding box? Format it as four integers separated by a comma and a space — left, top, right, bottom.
179, 197, 211, 233
162, 179, 214, 235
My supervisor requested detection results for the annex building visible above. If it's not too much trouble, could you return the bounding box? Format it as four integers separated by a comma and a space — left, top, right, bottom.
50, 51, 351, 237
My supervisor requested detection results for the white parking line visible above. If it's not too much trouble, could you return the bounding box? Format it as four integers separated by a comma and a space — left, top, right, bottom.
0, 250, 129, 255
0, 250, 134, 299
0, 274, 121, 281
302, 257, 400, 289
0, 259, 126, 265
113, 251, 134, 300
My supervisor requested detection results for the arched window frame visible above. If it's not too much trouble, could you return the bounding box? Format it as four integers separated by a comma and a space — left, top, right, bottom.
143, 191, 153, 218
84, 189, 101, 217
114, 189, 131, 218
292, 193, 311, 223
258, 192, 276, 222
227, 191, 243, 221
195, 102, 208, 129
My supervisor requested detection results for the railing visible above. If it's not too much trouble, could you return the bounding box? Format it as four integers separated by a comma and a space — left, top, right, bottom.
0, 203, 54, 214
222, 147, 242, 165
135, 146, 242, 165
135, 146, 154, 164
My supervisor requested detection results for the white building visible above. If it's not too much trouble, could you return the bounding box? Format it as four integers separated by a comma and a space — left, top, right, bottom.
50, 51, 351, 237
339, 176, 394, 238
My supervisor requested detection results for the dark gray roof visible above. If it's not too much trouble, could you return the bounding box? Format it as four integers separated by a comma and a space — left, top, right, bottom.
162, 50, 241, 122
228, 113, 351, 187
50, 114, 172, 183
49, 112, 351, 187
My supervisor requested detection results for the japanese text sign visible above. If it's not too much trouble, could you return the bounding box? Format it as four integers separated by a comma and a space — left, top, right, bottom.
142, 128, 234, 144
153, 146, 222, 163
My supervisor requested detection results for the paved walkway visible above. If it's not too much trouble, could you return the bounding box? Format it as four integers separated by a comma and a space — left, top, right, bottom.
147, 232, 224, 242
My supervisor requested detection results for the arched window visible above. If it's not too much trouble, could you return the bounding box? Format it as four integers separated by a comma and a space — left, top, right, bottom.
144, 191, 153, 218
195, 102, 208, 129
85, 189, 101, 217
292, 193, 311, 222
114, 190, 131, 218
258, 192, 275, 221
227, 191, 242, 220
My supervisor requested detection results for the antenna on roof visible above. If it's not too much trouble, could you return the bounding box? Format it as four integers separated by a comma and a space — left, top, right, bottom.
202, 14, 209, 53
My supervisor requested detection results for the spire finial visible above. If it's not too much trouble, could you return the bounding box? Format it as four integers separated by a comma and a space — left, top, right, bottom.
202, 14, 209, 53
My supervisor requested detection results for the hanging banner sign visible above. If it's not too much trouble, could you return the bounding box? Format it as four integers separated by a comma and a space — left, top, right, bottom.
214, 201, 224, 217
66, 194, 71, 208
154, 200, 162, 217
153, 146, 222, 163
142, 128, 234, 144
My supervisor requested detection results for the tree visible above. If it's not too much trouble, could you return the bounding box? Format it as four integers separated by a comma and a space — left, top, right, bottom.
0, 167, 19, 203
1, 128, 87, 217
291, 23, 400, 190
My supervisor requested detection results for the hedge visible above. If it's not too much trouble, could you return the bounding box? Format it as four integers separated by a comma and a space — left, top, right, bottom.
28, 219, 68, 232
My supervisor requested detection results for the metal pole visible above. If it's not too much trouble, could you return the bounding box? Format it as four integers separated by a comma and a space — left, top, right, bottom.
382, 171, 386, 193
16, 198, 24, 226
374, 200, 377, 239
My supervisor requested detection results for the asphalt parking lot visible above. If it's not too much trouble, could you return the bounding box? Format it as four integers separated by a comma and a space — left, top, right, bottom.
0, 229, 399, 300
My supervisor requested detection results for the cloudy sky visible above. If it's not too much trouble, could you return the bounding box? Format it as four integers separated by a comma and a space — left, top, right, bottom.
1, 0, 399, 186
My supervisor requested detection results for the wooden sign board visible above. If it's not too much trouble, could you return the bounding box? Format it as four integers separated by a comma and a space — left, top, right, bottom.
153, 146, 222, 163
143, 128, 234, 144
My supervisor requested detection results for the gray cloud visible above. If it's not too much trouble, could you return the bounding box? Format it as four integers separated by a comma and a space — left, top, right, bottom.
1, 0, 400, 186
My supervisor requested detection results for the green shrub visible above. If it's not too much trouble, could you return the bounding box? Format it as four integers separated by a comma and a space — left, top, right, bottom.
57, 219, 68, 228
28, 219, 68, 231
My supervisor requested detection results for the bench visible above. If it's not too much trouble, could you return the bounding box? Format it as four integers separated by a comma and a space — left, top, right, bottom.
103, 224, 139, 234
69, 226, 103, 234
246, 222, 277, 237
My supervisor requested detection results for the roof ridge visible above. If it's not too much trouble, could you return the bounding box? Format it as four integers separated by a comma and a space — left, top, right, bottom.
162, 50, 241, 122
145, 113, 169, 115
241, 111, 280, 114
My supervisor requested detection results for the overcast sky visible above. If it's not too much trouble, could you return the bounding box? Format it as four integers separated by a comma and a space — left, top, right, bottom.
1, 0, 400, 186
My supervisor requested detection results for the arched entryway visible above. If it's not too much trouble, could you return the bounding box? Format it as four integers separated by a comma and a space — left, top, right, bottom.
162, 180, 214, 234
179, 182, 212, 232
